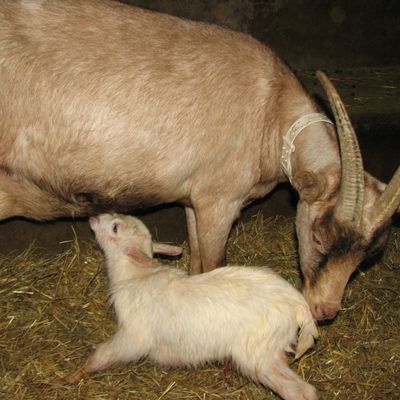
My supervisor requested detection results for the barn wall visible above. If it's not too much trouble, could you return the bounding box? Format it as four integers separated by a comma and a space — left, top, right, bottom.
122, 0, 400, 68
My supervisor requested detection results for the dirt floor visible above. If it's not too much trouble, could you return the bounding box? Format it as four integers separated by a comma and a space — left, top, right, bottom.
300, 65, 400, 125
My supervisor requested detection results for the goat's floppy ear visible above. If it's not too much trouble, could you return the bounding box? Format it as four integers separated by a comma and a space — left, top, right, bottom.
153, 242, 183, 257
126, 246, 158, 267
293, 171, 326, 204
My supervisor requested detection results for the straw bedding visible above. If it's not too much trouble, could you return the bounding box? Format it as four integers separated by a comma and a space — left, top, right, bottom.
1, 214, 399, 399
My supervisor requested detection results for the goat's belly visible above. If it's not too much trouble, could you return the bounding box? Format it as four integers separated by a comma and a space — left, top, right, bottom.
149, 342, 227, 368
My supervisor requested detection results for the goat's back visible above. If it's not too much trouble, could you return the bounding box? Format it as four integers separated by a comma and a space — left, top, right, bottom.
0, 0, 283, 209
112, 266, 314, 367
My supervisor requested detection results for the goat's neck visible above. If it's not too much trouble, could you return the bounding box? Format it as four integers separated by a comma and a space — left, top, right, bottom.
105, 253, 151, 285
278, 81, 341, 182
287, 116, 340, 180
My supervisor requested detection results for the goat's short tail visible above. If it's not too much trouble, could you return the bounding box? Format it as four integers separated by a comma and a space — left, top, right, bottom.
295, 306, 319, 359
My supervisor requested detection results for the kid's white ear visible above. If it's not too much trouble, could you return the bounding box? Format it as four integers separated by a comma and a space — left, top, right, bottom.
126, 246, 158, 267
152, 242, 183, 257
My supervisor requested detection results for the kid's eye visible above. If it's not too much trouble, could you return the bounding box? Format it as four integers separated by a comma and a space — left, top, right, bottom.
112, 222, 119, 233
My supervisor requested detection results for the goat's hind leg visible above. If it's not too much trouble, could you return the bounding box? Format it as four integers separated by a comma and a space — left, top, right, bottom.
257, 353, 318, 400
0, 171, 79, 220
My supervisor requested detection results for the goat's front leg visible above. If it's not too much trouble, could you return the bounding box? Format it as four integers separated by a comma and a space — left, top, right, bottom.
64, 338, 120, 383
65, 330, 144, 384
194, 197, 241, 272
185, 206, 202, 275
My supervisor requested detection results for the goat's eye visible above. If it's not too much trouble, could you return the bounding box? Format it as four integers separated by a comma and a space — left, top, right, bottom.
112, 222, 119, 234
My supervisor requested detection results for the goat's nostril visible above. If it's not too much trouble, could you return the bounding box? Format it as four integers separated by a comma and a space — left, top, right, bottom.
313, 304, 339, 321
323, 306, 339, 320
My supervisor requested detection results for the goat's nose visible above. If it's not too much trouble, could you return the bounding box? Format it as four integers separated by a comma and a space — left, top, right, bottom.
313, 303, 339, 321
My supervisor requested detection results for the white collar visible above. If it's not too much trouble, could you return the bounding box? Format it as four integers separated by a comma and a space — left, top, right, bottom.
281, 113, 334, 184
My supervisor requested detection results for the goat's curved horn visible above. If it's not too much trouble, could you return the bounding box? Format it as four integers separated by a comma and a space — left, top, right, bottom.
316, 71, 364, 226
368, 166, 400, 235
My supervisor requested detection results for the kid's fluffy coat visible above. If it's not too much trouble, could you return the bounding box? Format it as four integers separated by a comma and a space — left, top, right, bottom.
66, 214, 318, 400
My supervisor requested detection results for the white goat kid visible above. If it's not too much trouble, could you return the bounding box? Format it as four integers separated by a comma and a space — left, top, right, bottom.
66, 213, 319, 400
